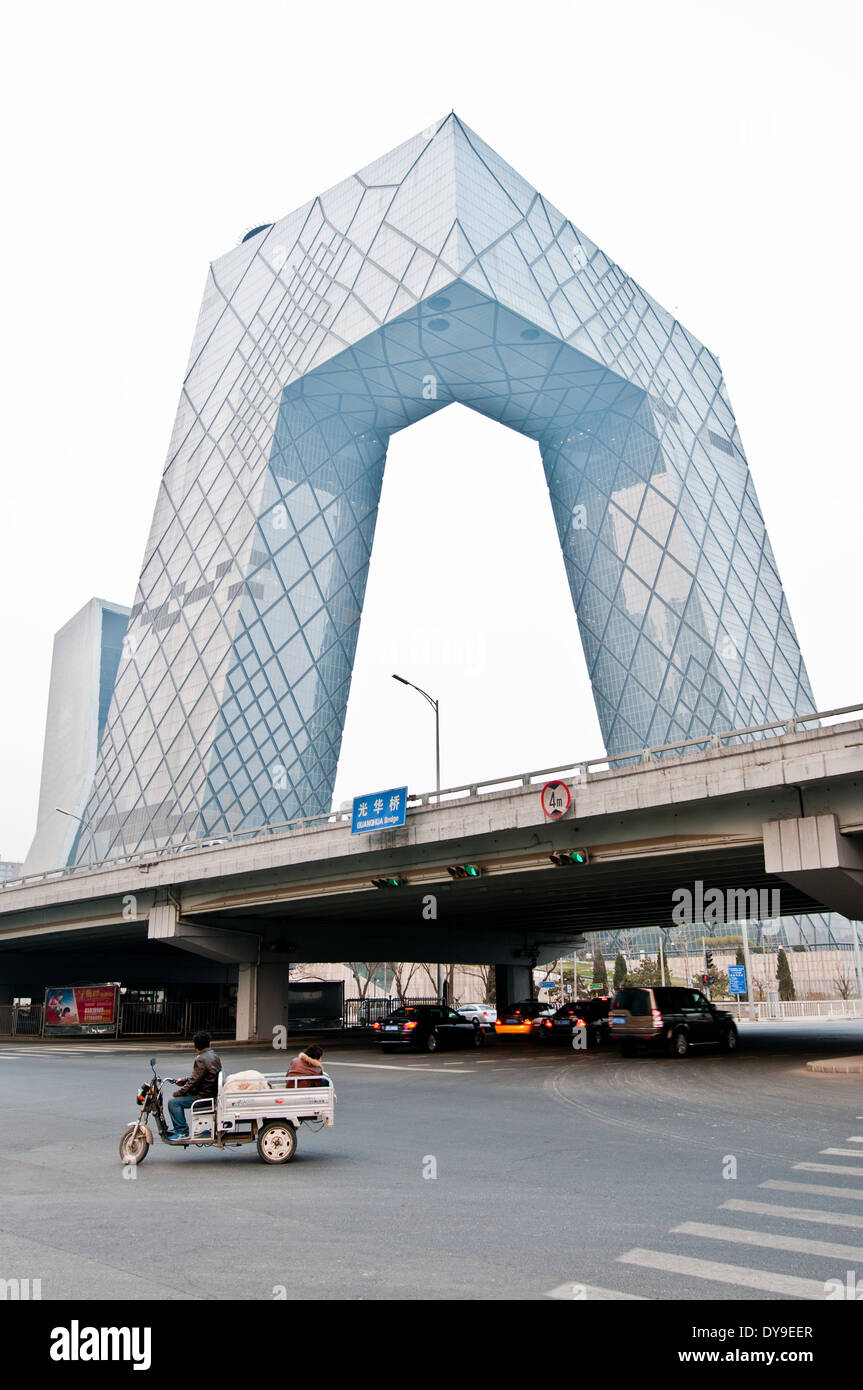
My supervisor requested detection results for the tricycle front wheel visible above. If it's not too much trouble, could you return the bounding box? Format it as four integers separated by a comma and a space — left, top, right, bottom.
256, 1121, 297, 1164
119, 1127, 149, 1165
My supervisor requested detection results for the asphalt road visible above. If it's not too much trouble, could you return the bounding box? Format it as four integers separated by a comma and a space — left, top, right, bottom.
1, 1021, 862, 1301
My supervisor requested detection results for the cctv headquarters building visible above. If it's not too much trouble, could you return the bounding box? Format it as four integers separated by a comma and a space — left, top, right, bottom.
24, 114, 844, 950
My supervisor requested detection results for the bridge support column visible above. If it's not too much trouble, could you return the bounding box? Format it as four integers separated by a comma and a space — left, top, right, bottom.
764, 814, 863, 921
494, 964, 534, 1008
236, 962, 291, 1043
148, 896, 265, 1041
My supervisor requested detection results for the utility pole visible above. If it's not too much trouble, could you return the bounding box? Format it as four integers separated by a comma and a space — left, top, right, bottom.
740, 919, 756, 1022
392, 674, 442, 999
851, 922, 863, 1017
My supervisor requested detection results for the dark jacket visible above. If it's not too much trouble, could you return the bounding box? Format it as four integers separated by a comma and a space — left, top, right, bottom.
175, 1047, 222, 1098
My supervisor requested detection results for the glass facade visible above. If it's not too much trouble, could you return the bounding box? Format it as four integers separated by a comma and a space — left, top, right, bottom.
74, 114, 815, 863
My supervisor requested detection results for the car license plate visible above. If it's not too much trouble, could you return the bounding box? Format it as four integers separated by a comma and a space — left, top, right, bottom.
385, 1025, 398, 1032
613, 1015, 627, 1024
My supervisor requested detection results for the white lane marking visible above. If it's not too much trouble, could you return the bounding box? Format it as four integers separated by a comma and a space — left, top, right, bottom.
722, 1199, 863, 1230
0, 1046, 184, 1054
617, 1248, 828, 1298
546, 1282, 646, 1300
820, 1148, 863, 1158
672, 1220, 863, 1262
795, 1161, 863, 1177
762, 1179, 863, 1202
323, 1060, 471, 1073
845, 1136, 863, 1143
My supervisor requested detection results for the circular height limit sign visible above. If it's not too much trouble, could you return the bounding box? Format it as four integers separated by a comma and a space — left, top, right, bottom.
540, 781, 571, 818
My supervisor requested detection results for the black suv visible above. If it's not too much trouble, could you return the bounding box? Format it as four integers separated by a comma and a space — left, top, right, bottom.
610, 986, 738, 1057
540, 997, 611, 1047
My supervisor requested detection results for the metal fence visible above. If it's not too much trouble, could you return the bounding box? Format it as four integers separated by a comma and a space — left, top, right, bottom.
117, 1002, 234, 1037
0, 1004, 44, 1037
760, 999, 863, 1020
343, 996, 439, 1027
0, 1001, 235, 1038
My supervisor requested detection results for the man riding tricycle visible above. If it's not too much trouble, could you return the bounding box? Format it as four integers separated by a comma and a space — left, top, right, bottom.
119, 1036, 335, 1166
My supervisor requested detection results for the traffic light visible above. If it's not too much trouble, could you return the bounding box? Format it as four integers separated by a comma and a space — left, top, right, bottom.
446, 864, 481, 879
701, 973, 709, 984
370, 875, 404, 889
549, 849, 589, 866
706, 950, 714, 969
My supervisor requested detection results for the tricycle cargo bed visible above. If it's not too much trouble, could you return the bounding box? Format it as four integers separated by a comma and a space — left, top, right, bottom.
214, 1071, 336, 1129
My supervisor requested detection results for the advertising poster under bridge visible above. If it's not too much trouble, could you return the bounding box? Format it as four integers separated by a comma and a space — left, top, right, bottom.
43, 984, 119, 1036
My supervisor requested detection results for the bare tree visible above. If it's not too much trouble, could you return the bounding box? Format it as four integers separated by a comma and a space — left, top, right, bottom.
388, 961, 421, 1005
415, 962, 456, 1002
346, 963, 385, 1000
459, 964, 495, 1004
833, 969, 857, 1001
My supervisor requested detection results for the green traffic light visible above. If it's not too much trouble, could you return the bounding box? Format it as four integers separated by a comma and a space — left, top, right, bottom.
465, 864, 479, 877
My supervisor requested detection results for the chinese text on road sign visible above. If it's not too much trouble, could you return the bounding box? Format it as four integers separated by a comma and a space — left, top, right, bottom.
351, 787, 408, 835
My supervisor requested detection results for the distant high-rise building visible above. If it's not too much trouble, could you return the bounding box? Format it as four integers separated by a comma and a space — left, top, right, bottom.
72, 114, 815, 866
0, 860, 23, 884
24, 597, 129, 874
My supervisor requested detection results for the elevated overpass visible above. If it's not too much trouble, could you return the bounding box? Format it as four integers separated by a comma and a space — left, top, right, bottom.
2, 705, 863, 1037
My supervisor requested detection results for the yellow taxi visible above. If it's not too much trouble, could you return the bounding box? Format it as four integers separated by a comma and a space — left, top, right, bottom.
494, 1000, 554, 1035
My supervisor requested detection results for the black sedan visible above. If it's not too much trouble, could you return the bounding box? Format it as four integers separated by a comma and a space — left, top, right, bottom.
540, 997, 611, 1047
373, 1005, 485, 1053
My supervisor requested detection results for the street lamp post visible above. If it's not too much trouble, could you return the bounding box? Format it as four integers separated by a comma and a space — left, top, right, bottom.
56, 807, 94, 864
392, 673, 442, 1000
392, 674, 440, 803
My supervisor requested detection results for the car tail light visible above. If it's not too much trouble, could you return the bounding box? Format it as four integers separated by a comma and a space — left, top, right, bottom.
403, 1021, 418, 1031
372, 1022, 381, 1030
575, 1017, 586, 1027
651, 1008, 663, 1029
543, 1019, 552, 1028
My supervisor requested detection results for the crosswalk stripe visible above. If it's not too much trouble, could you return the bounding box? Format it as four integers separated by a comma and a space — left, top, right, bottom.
722, 1199, 863, 1230
672, 1220, 863, 1262
819, 1148, 863, 1158
794, 1162, 863, 1178
762, 1179, 863, 1202
617, 1248, 828, 1298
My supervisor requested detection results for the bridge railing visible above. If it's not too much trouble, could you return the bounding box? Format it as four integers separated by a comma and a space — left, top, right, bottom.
4, 699, 863, 893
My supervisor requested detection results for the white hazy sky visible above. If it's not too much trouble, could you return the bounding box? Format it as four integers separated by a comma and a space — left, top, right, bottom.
0, 0, 860, 863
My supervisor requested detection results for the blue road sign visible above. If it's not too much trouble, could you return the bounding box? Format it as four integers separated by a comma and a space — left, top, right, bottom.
351, 786, 408, 835
728, 964, 747, 995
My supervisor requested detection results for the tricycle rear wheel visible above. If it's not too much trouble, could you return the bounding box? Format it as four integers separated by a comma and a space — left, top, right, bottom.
256, 1121, 297, 1164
